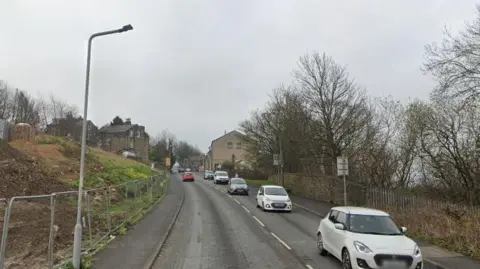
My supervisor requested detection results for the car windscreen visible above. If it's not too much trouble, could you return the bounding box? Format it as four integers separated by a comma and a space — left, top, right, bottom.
264, 187, 287, 196
230, 178, 246, 184
348, 214, 401, 235
185, 172, 192, 176
216, 172, 228, 177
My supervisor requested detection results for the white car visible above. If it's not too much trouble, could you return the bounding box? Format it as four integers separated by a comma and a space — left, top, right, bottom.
316, 206, 423, 269
213, 171, 229, 184
256, 185, 292, 212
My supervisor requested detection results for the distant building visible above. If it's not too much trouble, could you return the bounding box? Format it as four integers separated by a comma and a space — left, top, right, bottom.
97, 118, 150, 161
46, 115, 98, 145
206, 130, 247, 170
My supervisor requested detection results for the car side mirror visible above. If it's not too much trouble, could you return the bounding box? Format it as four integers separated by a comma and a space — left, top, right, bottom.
400, 227, 407, 234
334, 223, 345, 230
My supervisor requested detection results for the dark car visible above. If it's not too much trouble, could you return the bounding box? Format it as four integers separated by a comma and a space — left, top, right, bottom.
227, 178, 249, 195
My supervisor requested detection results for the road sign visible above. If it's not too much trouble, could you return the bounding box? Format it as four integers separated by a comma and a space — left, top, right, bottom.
273, 154, 281, 166
337, 156, 348, 176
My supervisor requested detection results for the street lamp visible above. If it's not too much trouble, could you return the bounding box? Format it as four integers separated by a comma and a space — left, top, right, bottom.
72, 24, 133, 269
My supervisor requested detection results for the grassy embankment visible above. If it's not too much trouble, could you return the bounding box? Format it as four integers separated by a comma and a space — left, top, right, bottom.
10, 135, 169, 268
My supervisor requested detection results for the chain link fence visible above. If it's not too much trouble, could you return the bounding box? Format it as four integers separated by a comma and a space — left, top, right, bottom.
0, 173, 168, 269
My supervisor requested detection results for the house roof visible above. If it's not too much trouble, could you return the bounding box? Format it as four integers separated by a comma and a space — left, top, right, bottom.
210, 130, 244, 146
98, 124, 134, 133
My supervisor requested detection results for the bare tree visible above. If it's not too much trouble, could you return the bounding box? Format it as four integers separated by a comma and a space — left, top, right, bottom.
423, 5, 480, 102
36, 93, 51, 130
295, 52, 372, 175
0, 80, 12, 120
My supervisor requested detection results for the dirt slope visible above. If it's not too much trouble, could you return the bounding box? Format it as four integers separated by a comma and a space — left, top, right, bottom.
0, 136, 153, 268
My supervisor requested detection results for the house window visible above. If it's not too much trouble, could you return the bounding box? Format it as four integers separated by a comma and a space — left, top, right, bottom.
227, 142, 233, 149
236, 142, 241, 149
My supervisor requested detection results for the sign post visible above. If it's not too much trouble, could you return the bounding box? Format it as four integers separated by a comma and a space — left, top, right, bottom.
273, 154, 281, 184
337, 156, 349, 205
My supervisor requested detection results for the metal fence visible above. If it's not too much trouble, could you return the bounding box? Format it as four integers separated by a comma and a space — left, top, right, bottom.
344, 181, 480, 214
0, 174, 168, 269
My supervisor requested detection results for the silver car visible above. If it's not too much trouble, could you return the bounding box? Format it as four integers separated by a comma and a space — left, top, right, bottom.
227, 178, 249, 195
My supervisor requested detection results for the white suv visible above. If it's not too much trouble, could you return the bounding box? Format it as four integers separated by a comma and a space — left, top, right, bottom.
213, 171, 229, 184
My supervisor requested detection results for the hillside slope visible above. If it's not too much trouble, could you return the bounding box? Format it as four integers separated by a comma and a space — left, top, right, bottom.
1, 135, 155, 269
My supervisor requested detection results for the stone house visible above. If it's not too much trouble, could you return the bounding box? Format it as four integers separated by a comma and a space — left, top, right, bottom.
46, 116, 98, 145
98, 118, 150, 161
206, 130, 247, 170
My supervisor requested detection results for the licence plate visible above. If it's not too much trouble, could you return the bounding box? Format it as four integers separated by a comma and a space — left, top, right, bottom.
382, 260, 406, 268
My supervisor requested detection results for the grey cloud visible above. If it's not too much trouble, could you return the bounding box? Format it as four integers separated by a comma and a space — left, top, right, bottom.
0, 0, 478, 151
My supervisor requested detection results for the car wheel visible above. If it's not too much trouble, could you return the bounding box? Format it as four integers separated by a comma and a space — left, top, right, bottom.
245, 192, 249, 196
317, 233, 328, 256
256, 201, 260, 208
342, 248, 352, 269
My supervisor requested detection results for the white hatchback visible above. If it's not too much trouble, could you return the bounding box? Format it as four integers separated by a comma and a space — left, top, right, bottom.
256, 185, 292, 212
316, 206, 423, 269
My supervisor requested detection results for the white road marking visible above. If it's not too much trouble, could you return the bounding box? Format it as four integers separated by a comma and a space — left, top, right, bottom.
270, 232, 291, 250
252, 216, 265, 227
305, 265, 314, 269
242, 205, 250, 213
233, 199, 240, 204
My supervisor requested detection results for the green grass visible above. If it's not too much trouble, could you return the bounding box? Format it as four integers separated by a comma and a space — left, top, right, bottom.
34, 135, 155, 188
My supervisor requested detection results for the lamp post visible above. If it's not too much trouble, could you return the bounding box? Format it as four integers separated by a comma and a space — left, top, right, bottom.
72, 24, 133, 269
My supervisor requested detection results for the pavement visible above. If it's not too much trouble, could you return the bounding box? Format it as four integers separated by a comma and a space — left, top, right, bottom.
91, 176, 184, 269
92, 173, 480, 269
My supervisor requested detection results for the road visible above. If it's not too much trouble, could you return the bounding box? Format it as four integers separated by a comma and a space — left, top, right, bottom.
151, 173, 437, 269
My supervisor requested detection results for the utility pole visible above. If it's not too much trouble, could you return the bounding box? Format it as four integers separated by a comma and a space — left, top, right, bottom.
279, 136, 284, 187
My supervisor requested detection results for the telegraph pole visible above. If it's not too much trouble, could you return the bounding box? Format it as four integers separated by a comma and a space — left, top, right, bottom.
279, 136, 284, 187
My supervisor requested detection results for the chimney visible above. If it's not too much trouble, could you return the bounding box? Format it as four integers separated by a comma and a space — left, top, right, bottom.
125, 118, 131, 125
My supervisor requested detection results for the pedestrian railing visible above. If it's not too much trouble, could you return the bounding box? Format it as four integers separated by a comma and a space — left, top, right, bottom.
0, 173, 168, 269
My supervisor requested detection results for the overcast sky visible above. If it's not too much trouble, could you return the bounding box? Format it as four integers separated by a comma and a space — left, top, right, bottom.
0, 0, 478, 152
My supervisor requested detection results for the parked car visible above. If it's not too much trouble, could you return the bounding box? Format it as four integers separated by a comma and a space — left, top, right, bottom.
256, 185, 292, 212
182, 172, 195, 182
227, 178, 249, 195
213, 171, 229, 184
186, 168, 191, 172
179, 167, 185, 173
204, 170, 214, 179
316, 206, 423, 269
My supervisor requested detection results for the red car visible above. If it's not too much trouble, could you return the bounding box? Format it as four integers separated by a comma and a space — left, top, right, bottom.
182, 172, 195, 182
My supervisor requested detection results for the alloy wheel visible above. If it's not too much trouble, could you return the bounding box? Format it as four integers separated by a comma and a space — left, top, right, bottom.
342, 249, 351, 269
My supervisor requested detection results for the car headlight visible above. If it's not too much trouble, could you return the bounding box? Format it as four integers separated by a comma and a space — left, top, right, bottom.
414, 244, 421, 257
286, 198, 291, 203
353, 241, 373, 254
265, 198, 272, 202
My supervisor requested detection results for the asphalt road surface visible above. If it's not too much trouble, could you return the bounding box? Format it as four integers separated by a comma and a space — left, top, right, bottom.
152, 173, 437, 269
